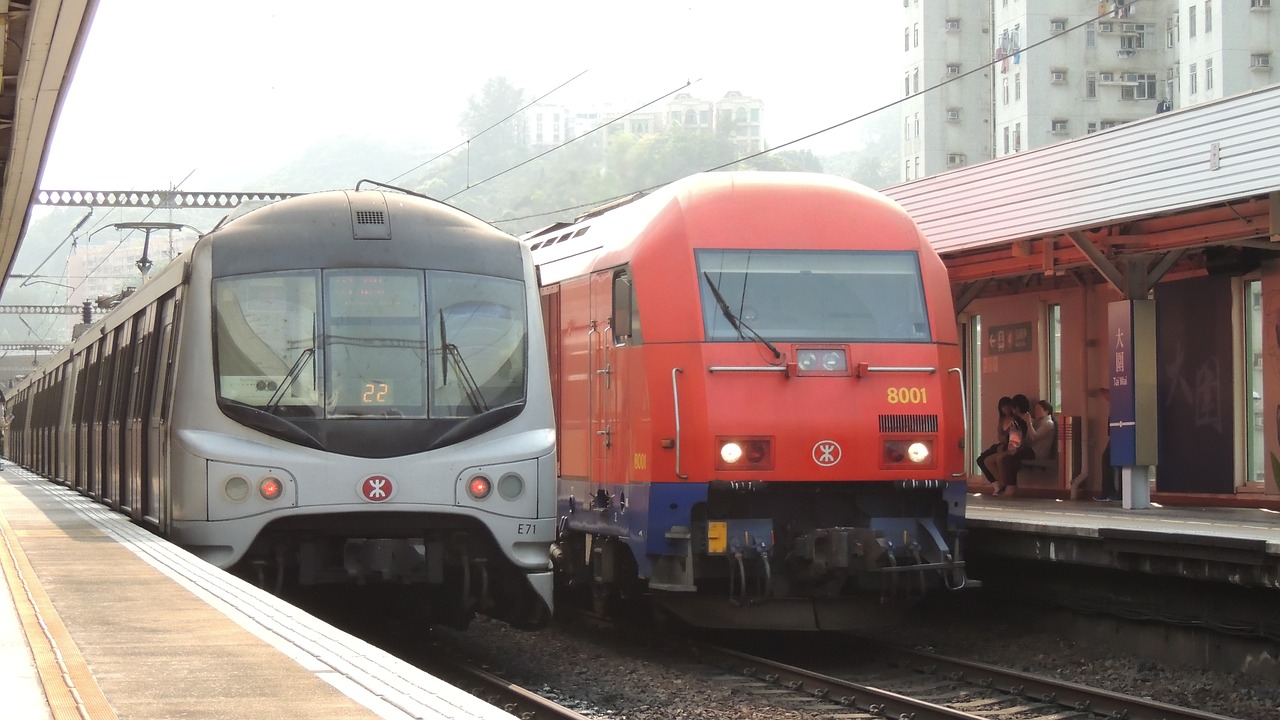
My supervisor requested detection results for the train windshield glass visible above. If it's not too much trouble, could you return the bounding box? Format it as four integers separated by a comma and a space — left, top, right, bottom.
213, 269, 527, 419
214, 271, 321, 412
324, 270, 428, 417
697, 250, 931, 343
426, 271, 528, 417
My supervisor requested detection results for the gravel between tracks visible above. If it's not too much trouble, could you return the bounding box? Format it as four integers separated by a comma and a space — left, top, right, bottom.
437, 604, 1280, 720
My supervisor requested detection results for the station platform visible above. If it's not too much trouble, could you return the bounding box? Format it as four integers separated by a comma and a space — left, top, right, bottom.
964, 493, 1280, 588
0, 465, 514, 720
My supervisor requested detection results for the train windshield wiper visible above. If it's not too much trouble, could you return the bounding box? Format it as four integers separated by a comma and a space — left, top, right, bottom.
439, 311, 489, 413
702, 272, 780, 359
266, 347, 314, 413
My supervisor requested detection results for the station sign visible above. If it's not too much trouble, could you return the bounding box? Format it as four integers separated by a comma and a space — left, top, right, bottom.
1107, 300, 1158, 466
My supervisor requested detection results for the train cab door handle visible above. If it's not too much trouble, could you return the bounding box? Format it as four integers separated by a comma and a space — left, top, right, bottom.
948, 367, 969, 478
596, 426, 612, 448
596, 364, 612, 388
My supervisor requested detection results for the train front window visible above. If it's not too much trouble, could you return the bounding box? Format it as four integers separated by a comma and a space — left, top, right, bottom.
427, 271, 527, 417
697, 250, 931, 343
324, 270, 428, 418
214, 271, 321, 413
214, 269, 527, 421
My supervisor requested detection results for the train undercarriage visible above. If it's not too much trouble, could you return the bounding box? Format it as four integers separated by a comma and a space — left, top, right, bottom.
554, 480, 973, 630
236, 512, 552, 630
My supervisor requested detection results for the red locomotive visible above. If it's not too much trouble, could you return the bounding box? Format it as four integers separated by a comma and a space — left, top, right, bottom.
530, 172, 970, 629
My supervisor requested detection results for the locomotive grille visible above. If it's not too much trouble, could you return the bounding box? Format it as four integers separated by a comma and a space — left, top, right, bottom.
355, 210, 386, 225
879, 414, 938, 433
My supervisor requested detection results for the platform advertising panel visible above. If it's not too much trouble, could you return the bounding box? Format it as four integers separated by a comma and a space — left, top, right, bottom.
1153, 276, 1233, 493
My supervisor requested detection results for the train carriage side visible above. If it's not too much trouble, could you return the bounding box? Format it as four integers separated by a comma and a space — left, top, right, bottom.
533, 172, 969, 630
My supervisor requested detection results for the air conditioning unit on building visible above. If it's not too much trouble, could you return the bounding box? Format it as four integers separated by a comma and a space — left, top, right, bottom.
1051, 71, 1067, 83
1116, 49, 1136, 58
946, 109, 960, 120
946, 153, 966, 167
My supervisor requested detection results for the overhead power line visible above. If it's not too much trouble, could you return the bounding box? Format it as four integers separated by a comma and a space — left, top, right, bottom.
489, 2, 1134, 227
386, 69, 590, 185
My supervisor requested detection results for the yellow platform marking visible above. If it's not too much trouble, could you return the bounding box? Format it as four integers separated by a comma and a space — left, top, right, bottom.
0, 504, 119, 720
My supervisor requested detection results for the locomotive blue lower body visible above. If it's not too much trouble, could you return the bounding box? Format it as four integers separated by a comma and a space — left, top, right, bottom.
553, 477, 971, 629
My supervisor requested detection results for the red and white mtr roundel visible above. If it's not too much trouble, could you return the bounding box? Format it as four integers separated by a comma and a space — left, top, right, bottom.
358, 474, 396, 502
812, 440, 842, 467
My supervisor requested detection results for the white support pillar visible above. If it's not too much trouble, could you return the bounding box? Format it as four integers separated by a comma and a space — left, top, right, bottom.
1121, 466, 1150, 510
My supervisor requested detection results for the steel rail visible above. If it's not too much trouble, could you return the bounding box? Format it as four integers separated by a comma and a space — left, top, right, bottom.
442, 661, 593, 720
856, 638, 1241, 720
701, 644, 986, 720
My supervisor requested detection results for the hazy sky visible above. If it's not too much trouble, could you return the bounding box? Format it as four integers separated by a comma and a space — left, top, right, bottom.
41, 0, 902, 191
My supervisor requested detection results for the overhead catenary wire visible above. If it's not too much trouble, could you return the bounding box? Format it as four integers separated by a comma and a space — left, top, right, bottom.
488, 2, 1136, 227
65, 169, 198, 298
18, 209, 93, 289
386, 69, 590, 185
445, 78, 699, 202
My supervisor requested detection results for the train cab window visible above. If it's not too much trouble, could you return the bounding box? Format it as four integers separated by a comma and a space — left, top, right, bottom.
214, 268, 527, 424
325, 270, 428, 418
214, 270, 321, 416
611, 269, 642, 346
427, 271, 527, 417
697, 249, 931, 343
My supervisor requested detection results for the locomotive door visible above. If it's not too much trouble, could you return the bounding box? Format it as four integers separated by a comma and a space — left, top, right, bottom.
590, 270, 622, 497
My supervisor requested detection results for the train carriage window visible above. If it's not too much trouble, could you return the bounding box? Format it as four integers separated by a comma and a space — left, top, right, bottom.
697, 249, 931, 343
611, 269, 641, 346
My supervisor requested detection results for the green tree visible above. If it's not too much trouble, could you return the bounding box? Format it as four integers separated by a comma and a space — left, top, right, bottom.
742, 149, 824, 172
819, 111, 900, 189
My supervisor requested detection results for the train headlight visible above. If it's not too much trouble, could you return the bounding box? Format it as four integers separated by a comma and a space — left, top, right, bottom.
497, 472, 524, 500
716, 436, 774, 471
883, 439, 935, 468
467, 474, 492, 500
259, 475, 284, 500
224, 476, 250, 503
794, 348, 848, 375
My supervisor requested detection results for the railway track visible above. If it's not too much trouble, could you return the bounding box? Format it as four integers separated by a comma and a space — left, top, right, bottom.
697, 637, 1243, 720
433, 660, 593, 720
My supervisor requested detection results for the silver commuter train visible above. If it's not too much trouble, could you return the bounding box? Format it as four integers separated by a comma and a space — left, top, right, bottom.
5, 189, 557, 628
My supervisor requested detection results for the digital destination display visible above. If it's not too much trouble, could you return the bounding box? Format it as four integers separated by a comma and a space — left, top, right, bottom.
328, 274, 422, 318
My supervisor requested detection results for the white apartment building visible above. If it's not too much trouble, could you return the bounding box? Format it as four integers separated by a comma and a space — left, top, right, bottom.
903, 0, 1279, 181
901, 0, 996, 181
524, 92, 765, 154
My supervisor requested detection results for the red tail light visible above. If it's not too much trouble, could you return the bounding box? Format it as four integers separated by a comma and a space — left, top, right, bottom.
259, 476, 284, 500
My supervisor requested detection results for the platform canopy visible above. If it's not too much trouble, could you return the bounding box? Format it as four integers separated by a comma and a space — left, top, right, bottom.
0, 0, 99, 295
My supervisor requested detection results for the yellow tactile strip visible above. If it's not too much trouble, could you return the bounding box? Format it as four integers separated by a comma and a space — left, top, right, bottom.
0, 499, 119, 720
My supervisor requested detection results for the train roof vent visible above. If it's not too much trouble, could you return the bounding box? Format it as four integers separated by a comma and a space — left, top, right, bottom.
347, 192, 391, 240
878, 414, 938, 433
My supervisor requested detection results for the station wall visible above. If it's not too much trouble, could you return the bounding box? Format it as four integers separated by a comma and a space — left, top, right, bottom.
963, 263, 1279, 502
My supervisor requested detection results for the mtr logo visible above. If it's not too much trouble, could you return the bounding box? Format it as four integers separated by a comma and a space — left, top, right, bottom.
812, 440, 842, 467
358, 474, 396, 502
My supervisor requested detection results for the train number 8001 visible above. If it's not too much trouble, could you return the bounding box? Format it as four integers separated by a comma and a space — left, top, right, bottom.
887, 387, 927, 404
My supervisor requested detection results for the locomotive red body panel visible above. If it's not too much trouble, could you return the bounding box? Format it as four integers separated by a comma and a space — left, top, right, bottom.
532, 173, 971, 629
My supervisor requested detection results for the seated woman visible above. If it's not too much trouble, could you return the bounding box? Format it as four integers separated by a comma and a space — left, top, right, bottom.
995, 397, 1055, 496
